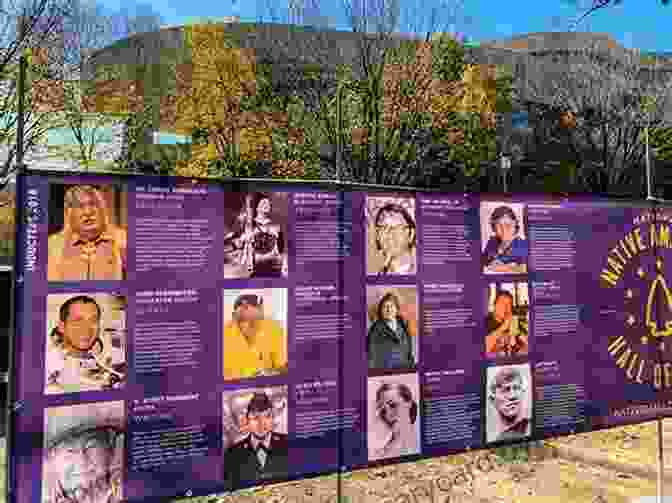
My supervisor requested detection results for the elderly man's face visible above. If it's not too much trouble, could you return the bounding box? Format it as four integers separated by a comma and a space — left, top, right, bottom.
494, 377, 523, 420
49, 429, 115, 500
494, 215, 516, 243
236, 302, 261, 323
69, 190, 104, 239
493, 295, 513, 323
377, 211, 413, 258
247, 408, 273, 440
59, 302, 99, 352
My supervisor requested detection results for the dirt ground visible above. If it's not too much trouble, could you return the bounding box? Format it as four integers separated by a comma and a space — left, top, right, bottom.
173, 426, 664, 503
0, 423, 665, 503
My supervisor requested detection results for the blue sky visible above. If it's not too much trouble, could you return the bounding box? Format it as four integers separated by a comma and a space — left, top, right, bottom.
101, 0, 672, 53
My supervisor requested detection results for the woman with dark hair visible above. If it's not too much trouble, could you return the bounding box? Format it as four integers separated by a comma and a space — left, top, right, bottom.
373, 203, 416, 275
367, 292, 416, 371
224, 193, 286, 278
482, 205, 528, 274
372, 382, 419, 459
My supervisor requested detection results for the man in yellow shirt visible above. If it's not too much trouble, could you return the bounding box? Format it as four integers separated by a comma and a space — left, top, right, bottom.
223, 294, 288, 380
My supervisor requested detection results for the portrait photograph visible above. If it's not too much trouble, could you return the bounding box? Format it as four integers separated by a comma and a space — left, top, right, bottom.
367, 373, 421, 462
221, 386, 289, 490
484, 282, 529, 360
485, 363, 532, 444
223, 192, 289, 279
42, 400, 125, 503
45, 293, 127, 395
480, 201, 528, 275
48, 183, 128, 282
222, 288, 288, 381
366, 286, 418, 373
366, 196, 417, 276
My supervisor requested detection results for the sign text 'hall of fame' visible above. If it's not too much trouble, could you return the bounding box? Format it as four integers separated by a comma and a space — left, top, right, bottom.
601, 212, 672, 390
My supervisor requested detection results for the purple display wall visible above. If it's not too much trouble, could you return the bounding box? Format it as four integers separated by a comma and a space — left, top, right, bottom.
9, 170, 672, 503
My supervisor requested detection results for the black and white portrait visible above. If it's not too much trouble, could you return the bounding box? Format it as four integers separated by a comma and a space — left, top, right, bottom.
42, 401, 125, 503
367, 373, 421, 461
223, 192, 289, 278
485, 364, 532, 444
221, 386, 289, 490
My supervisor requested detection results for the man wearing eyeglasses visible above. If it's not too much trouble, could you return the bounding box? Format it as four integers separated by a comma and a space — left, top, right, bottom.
372, 203, 417, 275
482, 205, 528, 275
223, 392, 289, 491
487, 366, 531, 443
223, 294, 288, 380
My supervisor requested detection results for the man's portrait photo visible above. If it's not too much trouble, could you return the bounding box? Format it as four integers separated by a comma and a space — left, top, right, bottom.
222, 387, 289, 491
48, 184, 128, 282
222, 289, 288, 381
485, 282, 529, 359
223, 192, 288, 279
45, 293, 127, 395
42, 400, 125, 503
366, 286, 418, 372
366, 196, 417, 276
486, 364, 532, 444
480, 202, 528, 275
367, 373, 421, 462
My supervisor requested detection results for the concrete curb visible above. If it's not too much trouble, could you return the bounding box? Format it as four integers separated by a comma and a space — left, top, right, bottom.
546, 441, 672, 483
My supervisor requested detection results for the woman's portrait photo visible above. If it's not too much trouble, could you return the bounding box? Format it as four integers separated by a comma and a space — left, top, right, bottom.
48, 184, 128, 282
366, 286, 418, 372
367, 373, 421, 462
366, 196, 417, 276
45, 293, 127, 395
485, 364, 532, 444
223, 192, 288, 279
480, 202, 528, 275
485, 282, 529, 359
42, 401, 125, 503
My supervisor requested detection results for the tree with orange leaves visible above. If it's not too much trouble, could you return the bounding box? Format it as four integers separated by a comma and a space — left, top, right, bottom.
171, 22, 292, 178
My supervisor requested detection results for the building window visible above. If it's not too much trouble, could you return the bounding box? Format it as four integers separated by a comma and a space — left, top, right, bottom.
152, 131, 192, 145
511, 111, 529, 129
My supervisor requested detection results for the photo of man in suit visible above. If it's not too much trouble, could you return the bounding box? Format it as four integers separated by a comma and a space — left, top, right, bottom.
223, 391, 289, 491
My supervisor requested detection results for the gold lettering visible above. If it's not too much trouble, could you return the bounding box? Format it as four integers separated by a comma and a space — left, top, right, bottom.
615, 348, 632, 368
659, 224, 671, 249
636, 359, 646, 384
611, 247, 626, 265
634, 228, 646, 252
601, 269, 620, 287
607, 257, 624, 274
608, 336, 627, 356
655, 364, 663, 390
626, 352, 639, 380
619, 239, 633, 259
664, 362, 672, 389
651, 224, 657, 248
624, 233, 638, 257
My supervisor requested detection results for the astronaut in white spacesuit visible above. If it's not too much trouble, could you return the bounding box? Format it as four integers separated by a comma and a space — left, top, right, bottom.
45, 295, 126, 395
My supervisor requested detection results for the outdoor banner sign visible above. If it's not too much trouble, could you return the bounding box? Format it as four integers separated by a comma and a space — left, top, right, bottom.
9, 168, 672, 503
